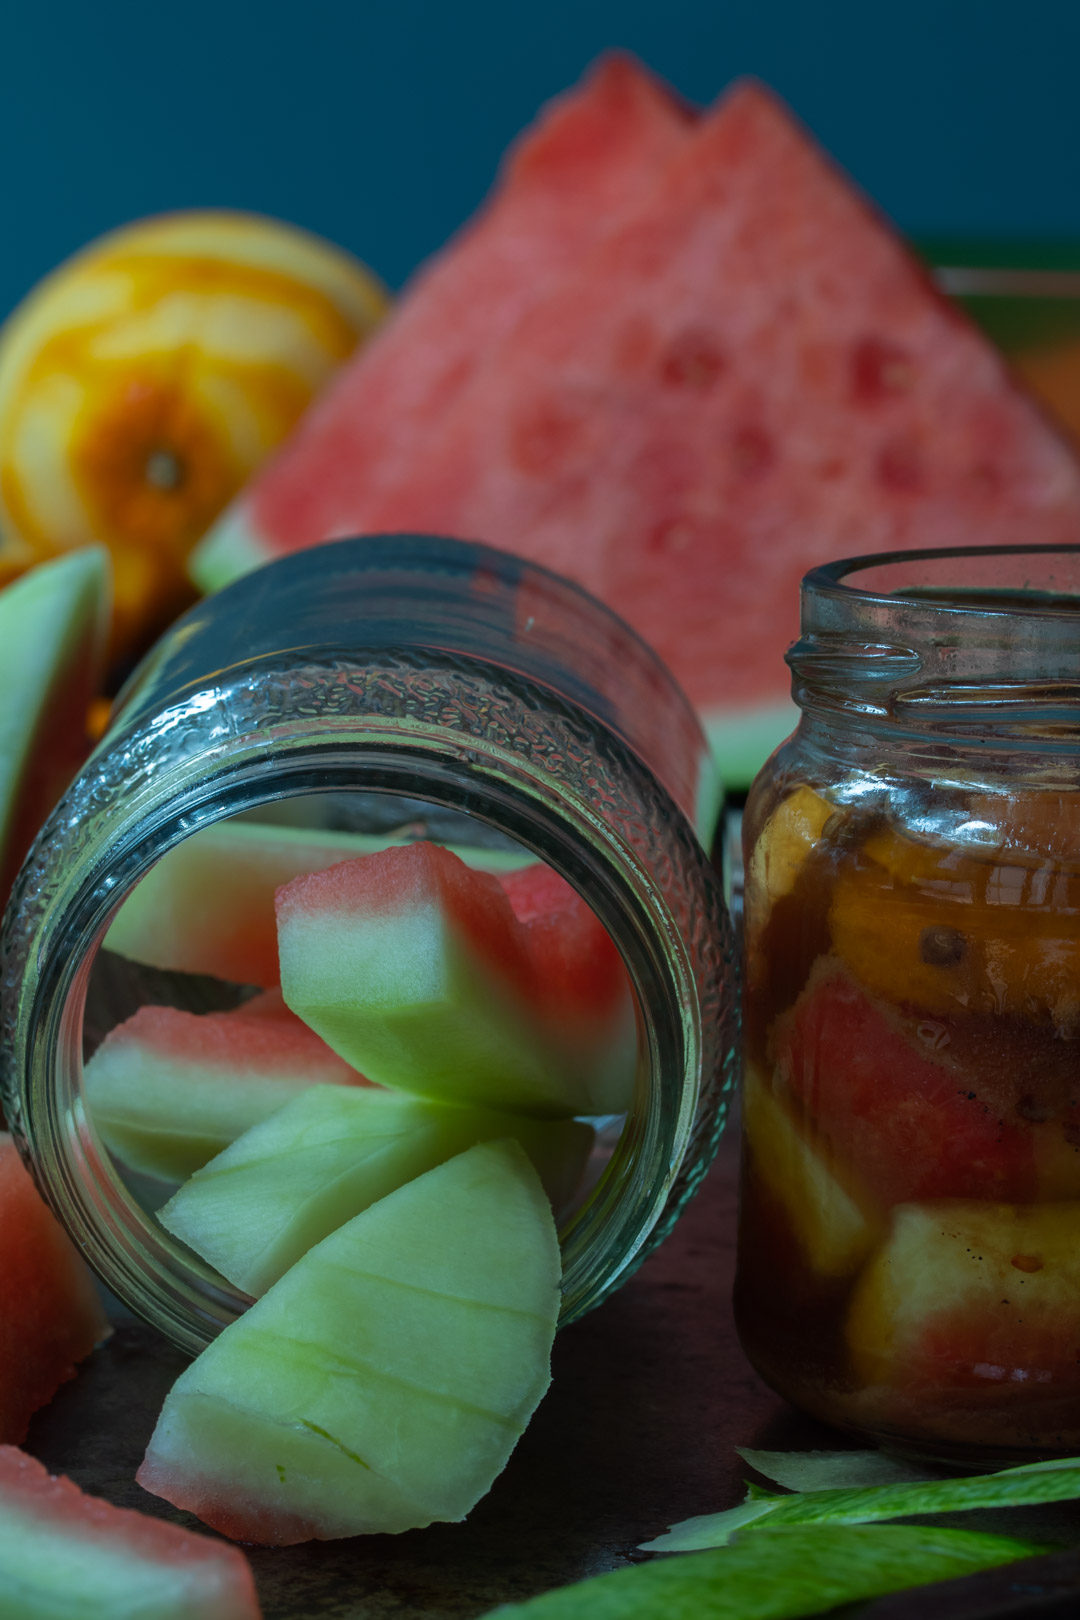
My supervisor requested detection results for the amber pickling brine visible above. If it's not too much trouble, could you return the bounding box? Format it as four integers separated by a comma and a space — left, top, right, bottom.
735, 545, 1080, 1465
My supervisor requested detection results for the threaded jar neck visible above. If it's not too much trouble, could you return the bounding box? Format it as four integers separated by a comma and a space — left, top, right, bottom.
787, 545, 1080, 771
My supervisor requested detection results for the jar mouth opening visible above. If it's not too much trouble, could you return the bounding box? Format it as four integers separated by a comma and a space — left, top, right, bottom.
803, 544, 1080, 622
7, 708, 719, 1355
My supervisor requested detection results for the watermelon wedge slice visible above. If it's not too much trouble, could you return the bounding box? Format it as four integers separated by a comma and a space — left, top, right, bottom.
0, 546, 108, 905
138, 1140, 560, 1543
158, 1083, 592, 1295
83, 990, 372, 1182
0, 1133, 109, 1443
104, 816, 535, 988
191, 54, 693, 587
193, 64, 1080, 787
0, 1445, 260, 1619
276, 841, 636, 1117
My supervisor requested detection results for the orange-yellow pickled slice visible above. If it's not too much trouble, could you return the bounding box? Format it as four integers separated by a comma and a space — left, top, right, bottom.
746, 784, 834, 914
829, 821, 1080, 1027
0, 211, 387, 664
742, 1061, 877, 1278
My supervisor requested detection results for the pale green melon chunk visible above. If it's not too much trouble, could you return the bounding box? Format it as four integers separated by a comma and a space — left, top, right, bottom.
158, 1084, 592, 1295
83, 993, 367, 1182
277, 847, 600, 1116
137, 1140, 561, 1543
0, 545, 108, 902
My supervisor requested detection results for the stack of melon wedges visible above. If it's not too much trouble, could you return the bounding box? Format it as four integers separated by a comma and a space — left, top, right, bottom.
87, 830, 637, 1545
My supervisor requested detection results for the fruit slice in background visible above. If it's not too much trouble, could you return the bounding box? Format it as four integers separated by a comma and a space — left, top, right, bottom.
193, 66, 1080, 789
0, 1444, 261, 1620
0, 544, 108, 909
0, 210, 386, 665
138, 1140, 561, 1543
83, 990, 372, 1182
105, 816, 535, 988
0, 1133, 109, 1443
192, 54, 695, 591
276, 842, 635, 1117
158, 1083, 592, 1295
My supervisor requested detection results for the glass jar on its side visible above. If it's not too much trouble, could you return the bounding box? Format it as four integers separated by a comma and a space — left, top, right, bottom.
735, 544, 1080, 1467
0, 534, 735, 1355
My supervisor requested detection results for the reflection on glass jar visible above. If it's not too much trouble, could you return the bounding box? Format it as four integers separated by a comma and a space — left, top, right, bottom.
735, 544, 1080, 1466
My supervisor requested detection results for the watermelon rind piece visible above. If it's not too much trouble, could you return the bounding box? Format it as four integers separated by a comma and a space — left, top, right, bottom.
846, 1198, 1080, 1395
741, 1063, 877, 1279
0, 1444, 261, 1619
275, 844, 635, 1117
104, 816, 536, 988
187, 506, 266, 595
137, 1139, 561, 1543
0, 545, 108, 902
0, 1135, 110, 1444
158, 1083, 592, 1295
83, 993, 368, 1182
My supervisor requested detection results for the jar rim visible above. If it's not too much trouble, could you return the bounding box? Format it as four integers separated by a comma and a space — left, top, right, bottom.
803, 543, 1080, 621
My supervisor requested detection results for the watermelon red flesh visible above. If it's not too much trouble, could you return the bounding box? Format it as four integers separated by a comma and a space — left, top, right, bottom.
0, 1445, 260, 1619
499, 861, 633, 1042
776, 963, 1037, 1210
200, 53, 693, 567
200, 69, 1080, 773
0, 1135, 109, 1444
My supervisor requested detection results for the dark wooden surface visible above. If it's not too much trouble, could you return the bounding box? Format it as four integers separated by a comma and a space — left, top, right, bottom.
22, 1132, 1080, 1619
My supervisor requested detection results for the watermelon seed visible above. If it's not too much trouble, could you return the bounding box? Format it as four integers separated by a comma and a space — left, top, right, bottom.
660, 329, 726, 390
850, 336, 916, 404
730, 426, 774, 479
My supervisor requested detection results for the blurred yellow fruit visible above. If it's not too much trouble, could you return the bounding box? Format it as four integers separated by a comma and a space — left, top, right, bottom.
0, 211, 388, 665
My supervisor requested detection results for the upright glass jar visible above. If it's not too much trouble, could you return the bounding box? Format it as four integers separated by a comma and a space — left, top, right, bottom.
0, 534, 735, 1355
735, 543, 1080, 1466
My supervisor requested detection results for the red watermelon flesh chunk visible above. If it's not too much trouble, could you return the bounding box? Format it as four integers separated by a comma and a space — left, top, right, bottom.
0, 1134, 109, 1444
499, 861, 635, 1061
276, 842, 636, 1117
196, 67, 1080, 785
0, 1445, 260, 1618
776, 962, 1037, 1211
196, 53, 693, 571
83, 990, 373, 1183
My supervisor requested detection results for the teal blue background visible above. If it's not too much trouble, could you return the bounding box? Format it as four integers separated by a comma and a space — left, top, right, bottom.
1, 0, 1077, 316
